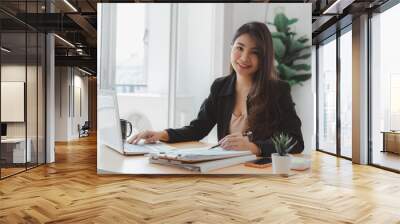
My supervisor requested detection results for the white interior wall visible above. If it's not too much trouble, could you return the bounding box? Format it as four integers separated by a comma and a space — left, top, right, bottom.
175, 4, 214, 128
1, 64, 46, 163
55, 67, 69, 141
1, 65, 26, 142
54, 67, 89, 141
146, 4, 171, 95
72, 73, 89, 137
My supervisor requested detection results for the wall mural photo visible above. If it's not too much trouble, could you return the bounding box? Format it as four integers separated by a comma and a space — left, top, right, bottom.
97, 3, 312, 175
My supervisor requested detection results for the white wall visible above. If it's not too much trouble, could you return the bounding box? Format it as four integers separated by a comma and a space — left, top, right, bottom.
55, 67, 89, 141
1, 63, 47, 163
1, 65, 40, 138
146, 4, 171, 95
1, 65, 26, 143
73, 74, 89, 137
175, 4, 217, 141
55, 67, 68, 141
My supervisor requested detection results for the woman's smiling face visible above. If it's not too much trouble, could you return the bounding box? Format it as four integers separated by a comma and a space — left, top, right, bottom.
230, 33, 260, 77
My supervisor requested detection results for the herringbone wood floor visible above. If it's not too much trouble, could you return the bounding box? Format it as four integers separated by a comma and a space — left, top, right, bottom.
1, 135, 400, 224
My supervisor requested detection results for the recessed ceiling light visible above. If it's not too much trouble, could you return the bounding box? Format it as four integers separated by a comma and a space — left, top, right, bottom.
323, 0, 340, 14
54, 34, 75, 48
78, 67, 92, 76
1, 47, 11, 53
63, 0, 78, 12
322, 0, 353, 15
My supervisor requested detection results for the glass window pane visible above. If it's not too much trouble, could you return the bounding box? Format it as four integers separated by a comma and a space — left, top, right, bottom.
1, 31, 27, 177
340, 30, 352, 158
371, 4, 400, 171
115, 4, 147, 93
27, 31, 38, 169
38, 33, 45, 164
115, 4, 171, 132
318, 37, 337, 154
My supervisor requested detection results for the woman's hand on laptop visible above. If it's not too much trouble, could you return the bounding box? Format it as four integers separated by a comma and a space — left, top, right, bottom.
127, 130, 169, 144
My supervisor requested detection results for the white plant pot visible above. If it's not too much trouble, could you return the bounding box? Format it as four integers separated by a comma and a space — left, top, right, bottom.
271, 153, 292, 175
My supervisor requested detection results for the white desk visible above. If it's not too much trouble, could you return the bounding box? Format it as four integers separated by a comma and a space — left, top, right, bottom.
98, 141, 310, 175
1, 138, 31, 163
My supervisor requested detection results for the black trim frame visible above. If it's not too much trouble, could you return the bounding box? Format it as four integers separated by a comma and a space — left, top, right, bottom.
336, 26, 341, 157
367, 10, 373, 165
0, 27, 2, 179
370, 164, 400, 174
25, 3, 28, 172
316, 44, 319, 151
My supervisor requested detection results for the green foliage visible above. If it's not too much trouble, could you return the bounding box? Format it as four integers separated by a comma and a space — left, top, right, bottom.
271, 133, 297, 156
268, 13, 311, 86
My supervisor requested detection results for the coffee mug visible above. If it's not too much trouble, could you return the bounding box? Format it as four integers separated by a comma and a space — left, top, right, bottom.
120, 119, 133, 140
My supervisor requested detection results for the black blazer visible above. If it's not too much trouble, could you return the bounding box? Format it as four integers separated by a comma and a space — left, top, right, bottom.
165, 74, 304, 157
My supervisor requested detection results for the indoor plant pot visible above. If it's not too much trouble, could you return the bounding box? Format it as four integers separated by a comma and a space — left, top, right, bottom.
271, 133, 297, 175
271, 153, 292, 174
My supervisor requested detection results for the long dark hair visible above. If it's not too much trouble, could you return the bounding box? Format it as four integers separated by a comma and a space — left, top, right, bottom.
230, 21, 280, 139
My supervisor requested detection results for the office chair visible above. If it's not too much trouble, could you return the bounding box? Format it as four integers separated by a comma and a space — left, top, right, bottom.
79, 121, 90, 138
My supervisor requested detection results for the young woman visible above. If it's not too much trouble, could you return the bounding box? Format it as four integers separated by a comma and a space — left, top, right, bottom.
127, 21, 304, 157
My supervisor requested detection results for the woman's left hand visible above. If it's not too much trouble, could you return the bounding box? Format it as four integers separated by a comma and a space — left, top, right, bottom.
219, 133, 251, 151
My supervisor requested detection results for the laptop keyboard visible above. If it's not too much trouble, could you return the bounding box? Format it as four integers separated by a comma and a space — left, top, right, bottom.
123, 142, 175, 153
123, 143, 151, 153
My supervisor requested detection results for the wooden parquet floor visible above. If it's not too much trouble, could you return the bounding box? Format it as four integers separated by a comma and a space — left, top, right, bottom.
1, 135, 400, 223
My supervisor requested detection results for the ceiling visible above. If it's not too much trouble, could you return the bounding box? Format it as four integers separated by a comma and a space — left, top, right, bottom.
0, 0, 394, 75
309, 0, 390, 43
0, 0, 98, 74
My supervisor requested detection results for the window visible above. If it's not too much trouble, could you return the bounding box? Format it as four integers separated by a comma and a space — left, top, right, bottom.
317, 37, 337, 154
100, 3, 171, 131
115, 4, 148, 93
371, 3, 400, 171
339, 29, 352, 158
0, 1, 46, 179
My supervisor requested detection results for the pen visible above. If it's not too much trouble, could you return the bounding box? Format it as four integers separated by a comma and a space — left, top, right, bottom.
208, 131, 253, 150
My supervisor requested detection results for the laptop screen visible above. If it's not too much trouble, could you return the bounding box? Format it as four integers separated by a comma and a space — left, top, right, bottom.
1, 123, 6, 137
98, 89, 124, 152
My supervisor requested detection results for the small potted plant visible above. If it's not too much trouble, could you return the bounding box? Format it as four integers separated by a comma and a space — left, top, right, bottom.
271, 133, 297, 175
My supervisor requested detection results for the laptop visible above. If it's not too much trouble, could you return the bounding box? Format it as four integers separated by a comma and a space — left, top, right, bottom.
1, 123, 7, 140
98, 89, 173, 155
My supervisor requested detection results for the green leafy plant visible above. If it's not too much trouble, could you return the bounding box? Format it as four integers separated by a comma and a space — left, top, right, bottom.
268, 13, 311, 86
271, 133, 297, 156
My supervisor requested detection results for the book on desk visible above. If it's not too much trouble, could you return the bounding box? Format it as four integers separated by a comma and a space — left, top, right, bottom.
148, 147, 257, 173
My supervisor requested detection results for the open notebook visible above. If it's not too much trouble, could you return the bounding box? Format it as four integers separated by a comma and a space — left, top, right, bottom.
149, 146, 252, 163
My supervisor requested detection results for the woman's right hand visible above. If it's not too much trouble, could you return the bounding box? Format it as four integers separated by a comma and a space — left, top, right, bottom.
126, 130, 169, 144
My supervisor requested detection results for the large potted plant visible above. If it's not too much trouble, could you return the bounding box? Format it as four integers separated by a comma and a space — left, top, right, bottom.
271, 133, 297, 174
268, 13, 311, 86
